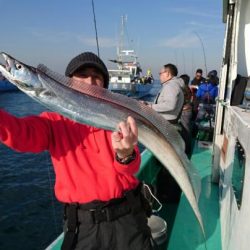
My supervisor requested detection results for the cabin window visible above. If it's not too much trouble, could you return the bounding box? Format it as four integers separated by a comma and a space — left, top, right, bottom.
231, 139, 245, 209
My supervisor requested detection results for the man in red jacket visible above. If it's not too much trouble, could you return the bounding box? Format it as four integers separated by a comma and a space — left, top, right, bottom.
0, 52, 153, 250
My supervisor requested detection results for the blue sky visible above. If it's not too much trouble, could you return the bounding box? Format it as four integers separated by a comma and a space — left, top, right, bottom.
0, 0, 225, 79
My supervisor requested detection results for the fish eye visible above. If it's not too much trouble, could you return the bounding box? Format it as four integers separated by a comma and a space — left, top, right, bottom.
15, 63, 22, 70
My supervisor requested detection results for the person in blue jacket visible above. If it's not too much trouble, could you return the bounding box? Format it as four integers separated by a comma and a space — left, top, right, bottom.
196, 73, 218, 104
195, 72, 218, 124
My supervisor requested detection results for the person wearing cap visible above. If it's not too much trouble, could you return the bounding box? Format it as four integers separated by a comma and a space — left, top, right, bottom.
195, 71, 218, 123
0, 52, 154, 250
207, 70, 219, 85
196, 73, 218, 104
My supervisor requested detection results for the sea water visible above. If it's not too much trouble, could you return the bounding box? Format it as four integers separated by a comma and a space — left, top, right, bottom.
0, 81, 161, 250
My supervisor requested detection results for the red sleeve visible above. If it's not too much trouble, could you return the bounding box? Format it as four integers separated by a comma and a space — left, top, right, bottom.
113, 146, 141, 175
0, 109, 51, 153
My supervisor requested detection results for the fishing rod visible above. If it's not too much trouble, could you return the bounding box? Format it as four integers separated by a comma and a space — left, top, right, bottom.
91, 0, 100, 57
194, 31, 207, 76
182, 49, 186, 73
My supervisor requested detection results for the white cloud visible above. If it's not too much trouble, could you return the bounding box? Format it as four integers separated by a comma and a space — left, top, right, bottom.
28, 28, 117, 48
169, 7, 219, 19
187, 21, 222, 30
29, 29, 73, 43
159, 32, 199, 48
77, 36, 117, 48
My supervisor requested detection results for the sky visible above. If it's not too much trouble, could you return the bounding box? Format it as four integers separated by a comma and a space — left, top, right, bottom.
0, 0, 225, 79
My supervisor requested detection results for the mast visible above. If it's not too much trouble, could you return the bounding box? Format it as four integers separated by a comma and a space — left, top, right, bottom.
118, 15, 127, 62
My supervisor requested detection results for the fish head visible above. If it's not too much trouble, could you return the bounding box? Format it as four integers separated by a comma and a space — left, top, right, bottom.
0, 52, 42, 93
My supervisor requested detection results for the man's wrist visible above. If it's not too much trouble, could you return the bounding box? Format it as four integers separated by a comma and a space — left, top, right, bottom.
115, 150, 136, 165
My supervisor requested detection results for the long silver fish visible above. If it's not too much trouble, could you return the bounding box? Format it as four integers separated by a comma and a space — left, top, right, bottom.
0, 52, 205, 235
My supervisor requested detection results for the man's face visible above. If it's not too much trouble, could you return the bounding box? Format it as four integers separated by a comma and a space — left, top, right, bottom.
196, 72, 202, 79
159, 68, 170, 84
72, 67, 104, 88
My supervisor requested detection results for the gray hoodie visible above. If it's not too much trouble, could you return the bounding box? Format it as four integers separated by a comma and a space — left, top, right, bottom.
151, 77, 184, 121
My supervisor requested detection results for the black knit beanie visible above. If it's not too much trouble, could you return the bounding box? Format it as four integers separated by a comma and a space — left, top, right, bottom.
65, 52, 109, 88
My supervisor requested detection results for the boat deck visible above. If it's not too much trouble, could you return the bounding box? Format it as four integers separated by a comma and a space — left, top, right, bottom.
166, 142, 222, 250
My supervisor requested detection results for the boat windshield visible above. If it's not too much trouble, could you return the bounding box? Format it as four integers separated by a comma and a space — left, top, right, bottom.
108, 70, 131, 77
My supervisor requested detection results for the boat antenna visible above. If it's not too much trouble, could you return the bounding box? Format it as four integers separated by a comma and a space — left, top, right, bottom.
194, 31, 207, 76
119, 15, 127, 58
91, 0, 100, 56
124, 17, 131, 48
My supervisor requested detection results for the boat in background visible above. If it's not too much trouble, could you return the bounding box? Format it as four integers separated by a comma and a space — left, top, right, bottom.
108, 16, 153, 98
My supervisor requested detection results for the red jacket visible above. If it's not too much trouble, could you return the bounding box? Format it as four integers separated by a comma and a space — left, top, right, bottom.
0, 110, 140, 203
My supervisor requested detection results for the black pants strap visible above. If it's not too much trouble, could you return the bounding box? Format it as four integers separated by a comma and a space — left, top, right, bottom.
61, 204, 78, 250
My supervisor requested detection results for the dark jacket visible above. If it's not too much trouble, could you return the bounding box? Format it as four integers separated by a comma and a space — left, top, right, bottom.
191, 77, 206, 87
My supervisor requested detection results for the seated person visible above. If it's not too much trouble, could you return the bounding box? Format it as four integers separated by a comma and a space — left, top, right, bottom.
195, 74, 218, 125
190, 69, 205, 116
179, 74, 193, 158
207, 70, 219, 85
196, 75, 218, 104
191, 68, 205, 87
148, 64, 184, 125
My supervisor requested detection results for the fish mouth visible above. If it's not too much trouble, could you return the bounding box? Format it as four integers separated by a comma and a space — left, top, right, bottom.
0, 52, 37, 77
0, 52, 46, 92
0, 52, 13, 73
0, 52, 28, 89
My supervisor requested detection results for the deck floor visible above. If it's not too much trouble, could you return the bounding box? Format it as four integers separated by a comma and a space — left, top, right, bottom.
166, 142, 222, 250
